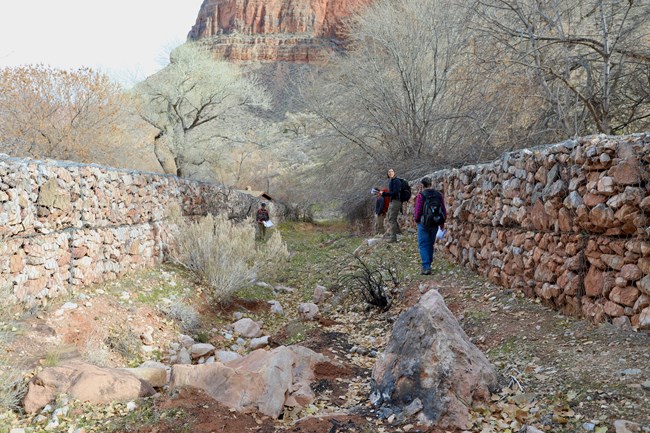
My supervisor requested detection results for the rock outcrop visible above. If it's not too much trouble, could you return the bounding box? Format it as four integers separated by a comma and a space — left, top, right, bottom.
170, 345, 340, 418
371, 288, 498, 429
188, 0, 373, 61
23, 361, 156, 413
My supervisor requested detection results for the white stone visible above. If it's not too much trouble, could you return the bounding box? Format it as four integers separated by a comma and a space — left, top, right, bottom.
269, 300, 284, 315
179, 334, 195, 347
614, 419, 641, 433
215, 351, 242, 363
191, 343, 215, 359
298, 303, 319, 320
232, 318, 261, 338
250, 336, 270, 350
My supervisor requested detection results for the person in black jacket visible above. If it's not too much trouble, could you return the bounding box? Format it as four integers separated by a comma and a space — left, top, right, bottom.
413, 177, 446, 274
382, 168, 402, 242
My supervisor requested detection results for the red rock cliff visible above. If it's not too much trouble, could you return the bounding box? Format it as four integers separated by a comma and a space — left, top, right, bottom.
187, 0, 372, 62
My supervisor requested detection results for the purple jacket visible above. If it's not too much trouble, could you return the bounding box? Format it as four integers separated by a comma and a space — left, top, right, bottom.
413, 189, 446, 228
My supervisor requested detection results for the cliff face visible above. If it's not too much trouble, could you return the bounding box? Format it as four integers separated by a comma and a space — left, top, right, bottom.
187, 0, 371, 61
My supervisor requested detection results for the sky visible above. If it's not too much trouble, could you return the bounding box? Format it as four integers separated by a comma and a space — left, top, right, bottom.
0, 0, 205, 86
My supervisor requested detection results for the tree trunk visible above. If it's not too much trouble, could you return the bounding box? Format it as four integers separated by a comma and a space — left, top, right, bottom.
152, 133, 179, 175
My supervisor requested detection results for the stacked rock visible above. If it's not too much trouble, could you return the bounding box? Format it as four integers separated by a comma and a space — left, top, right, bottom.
419, 134, 649, 328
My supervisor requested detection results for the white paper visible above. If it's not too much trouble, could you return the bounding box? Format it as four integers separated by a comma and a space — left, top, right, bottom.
263, 220, 274, 228
436, 228, 446, 240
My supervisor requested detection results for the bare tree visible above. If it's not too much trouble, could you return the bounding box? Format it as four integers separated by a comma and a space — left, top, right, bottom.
134, 43, 270, 177
0, 64, 152, 167
309, 0, 472, 171
473, 0, 650, 135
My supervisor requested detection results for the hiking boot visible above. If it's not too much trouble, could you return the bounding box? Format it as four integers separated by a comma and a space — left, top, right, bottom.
421, 269, 431, 275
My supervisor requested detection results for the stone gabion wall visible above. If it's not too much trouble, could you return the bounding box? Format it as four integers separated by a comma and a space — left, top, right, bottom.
0, 154, 258, 306
420, 134, 650, 329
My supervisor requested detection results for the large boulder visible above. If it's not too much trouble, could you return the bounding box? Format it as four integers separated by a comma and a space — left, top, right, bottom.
170, 345, 335, 418
23, 361, 155, 413
371, 289, 498, 429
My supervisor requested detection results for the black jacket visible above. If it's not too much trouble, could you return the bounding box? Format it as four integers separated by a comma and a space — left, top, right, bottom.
383, 178, 402, 201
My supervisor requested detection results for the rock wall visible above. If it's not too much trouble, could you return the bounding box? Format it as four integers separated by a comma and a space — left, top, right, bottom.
416, 134, 650, 329
0, 154, 258, 306
187, 0, 373, 61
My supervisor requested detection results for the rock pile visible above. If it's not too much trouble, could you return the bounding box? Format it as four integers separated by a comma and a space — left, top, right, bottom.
417, 134, 649, 328
0, 155, 257, 306
170, 345, 337, 418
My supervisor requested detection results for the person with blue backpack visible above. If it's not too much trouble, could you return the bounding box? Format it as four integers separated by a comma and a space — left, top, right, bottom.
413, 177, 446, 275
382, 168, 411, 243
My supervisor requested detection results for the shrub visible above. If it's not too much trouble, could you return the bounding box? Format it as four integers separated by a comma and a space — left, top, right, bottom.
106, 325, 142, 366
338, 255, 400, 310
257, 230, 290, 280
160, 302, 200, 333
0, 362, 27, 412
82, 328, 111, 367
172, 214, 289, 304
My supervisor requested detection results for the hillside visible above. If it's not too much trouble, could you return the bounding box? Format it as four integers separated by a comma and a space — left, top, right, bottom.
1, 222, 648, 432
188, 0, 373, 62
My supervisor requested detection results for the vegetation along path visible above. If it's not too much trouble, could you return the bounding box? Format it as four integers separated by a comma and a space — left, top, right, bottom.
0, 221, 648, 433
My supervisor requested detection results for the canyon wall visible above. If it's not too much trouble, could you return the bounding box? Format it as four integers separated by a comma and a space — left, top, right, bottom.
0, 154, 259, 306
413, 134, 650, 329
187, 0, 372, 61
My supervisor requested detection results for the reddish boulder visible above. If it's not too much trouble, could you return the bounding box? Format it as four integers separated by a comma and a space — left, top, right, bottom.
589, 204, 616, 229
638, 275, 650, 296
603, 300, 625, 317
638, 307, 650, 330
609, 286, 640, 307
584, 266, 605, 297
530, 200, 549, 231
620, 264, 643, 282
171, 345, 336, 418
609, 160, 642, 185
23, 361, 155, 413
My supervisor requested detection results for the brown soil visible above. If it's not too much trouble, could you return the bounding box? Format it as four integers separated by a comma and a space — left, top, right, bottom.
116, 386, 375, 433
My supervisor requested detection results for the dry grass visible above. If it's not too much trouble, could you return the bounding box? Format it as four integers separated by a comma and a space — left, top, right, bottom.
257, 230, 291, 279
0, 359, 28, 412
82, 327, 112, 367
172, 214, 289, 304
161, 302, 200, 333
